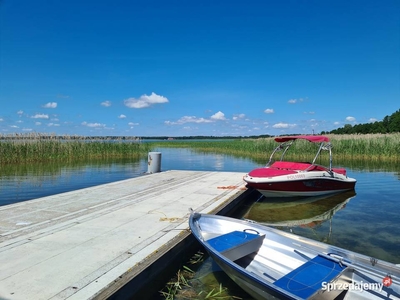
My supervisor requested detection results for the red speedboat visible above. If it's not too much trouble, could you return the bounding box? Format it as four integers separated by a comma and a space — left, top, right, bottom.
243, 135, 356, 197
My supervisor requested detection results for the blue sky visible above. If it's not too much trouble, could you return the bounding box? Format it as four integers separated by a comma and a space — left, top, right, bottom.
1, 0, 399, 137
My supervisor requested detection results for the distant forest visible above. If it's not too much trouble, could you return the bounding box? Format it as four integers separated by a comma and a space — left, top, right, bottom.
322, 109, 400, 135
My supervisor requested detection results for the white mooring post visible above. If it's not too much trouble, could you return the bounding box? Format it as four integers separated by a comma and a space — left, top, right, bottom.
147, 152, 162, 173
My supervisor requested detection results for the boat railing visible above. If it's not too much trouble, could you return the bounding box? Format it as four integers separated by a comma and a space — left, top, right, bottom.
312, 142, 333, 171
267, 140, 337, 174
266, 141, 294, 166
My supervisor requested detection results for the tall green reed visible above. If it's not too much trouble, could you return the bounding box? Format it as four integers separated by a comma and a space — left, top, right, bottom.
0, 139, 151, 164
148, 133, 400, 163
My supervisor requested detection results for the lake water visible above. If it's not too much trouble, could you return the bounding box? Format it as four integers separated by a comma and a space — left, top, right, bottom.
1, 147, 399, 299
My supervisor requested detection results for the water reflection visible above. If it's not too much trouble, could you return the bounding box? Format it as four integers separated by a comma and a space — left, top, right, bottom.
244, 190, 356, 227
0, 157, 147, 206
335, 159, 400, 173
213, 154, 225, 171
243, 191, 356, 246
154, 147, 258, 173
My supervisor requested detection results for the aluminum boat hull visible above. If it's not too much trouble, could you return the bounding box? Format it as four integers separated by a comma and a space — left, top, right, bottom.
189, 212, 399, 300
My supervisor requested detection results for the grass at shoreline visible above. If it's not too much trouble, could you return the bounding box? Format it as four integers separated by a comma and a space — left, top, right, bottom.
1, 133, 398, 164
0, 139, 151, 164
148, 133, 400, 162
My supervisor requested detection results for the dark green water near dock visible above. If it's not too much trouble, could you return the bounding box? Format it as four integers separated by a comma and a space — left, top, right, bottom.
0, 147, 399, 299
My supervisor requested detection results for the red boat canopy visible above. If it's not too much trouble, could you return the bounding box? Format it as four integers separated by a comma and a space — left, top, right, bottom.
274, 135, 330, 143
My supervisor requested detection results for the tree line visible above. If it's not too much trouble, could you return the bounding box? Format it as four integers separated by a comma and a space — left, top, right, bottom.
322, 109, 400, 135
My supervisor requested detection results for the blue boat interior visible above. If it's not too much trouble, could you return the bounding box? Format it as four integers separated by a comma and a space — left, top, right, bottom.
207, 230, 265, 261
274, 255, 347, 299
208, 231, 260, 252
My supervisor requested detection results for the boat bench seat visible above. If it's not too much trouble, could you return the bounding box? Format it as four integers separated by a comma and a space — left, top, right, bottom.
207, 230, 265, 261
274, 255, 347, 299
272, 161, 333, 173
332, 168, 347, 176
271, 161, 312, 170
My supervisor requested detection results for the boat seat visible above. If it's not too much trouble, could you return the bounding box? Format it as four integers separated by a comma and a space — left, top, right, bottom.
332, 168, 347, 176
207, 230, 265, 261
274, 255, 347, 299
271, 161, 312, 171
248, 167, 296, 177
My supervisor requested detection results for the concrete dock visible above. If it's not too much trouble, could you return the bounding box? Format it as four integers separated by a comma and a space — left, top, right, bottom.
0, 170, 251, 300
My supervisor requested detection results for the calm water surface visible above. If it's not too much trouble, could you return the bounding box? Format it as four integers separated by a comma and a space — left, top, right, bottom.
1, 147, 399, 298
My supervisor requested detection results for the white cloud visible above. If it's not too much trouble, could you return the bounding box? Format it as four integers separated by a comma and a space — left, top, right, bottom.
182, 117, 211, 123
128, 122, 139, 126
369, 118, 378, 123
17, 110, 23, 115
211, 111, 226, 120
264, 108, 274, 114
233, 113, 245, 120
81, 121, 105, 128
165, 111, 227, 125
48, 123, 60, 127
22, 128, 33, 131
124, 92, 169, 109
346, 116, 356, 122
288, 98, 304, 104
31, 114, 49, 119
43, 102, 57, 108
101, 101, 112, 107
35, 122, 41, 125
165, 116, 213, 125
0, 118, 3, 121
118, 114, 127, 119
334, 121, 340, 125
272, 122, 297, 129
232, 124, 248, 130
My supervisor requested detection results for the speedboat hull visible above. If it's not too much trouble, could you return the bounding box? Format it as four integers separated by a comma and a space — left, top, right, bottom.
244, 168, 356, 197
243, 135, 357, 197
189, 212, 400, 300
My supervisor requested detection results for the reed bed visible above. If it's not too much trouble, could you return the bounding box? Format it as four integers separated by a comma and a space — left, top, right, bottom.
2, 133, 398, 164
327, 134, 400, 160
0, 138, 151, 164
159, 251, 245, 299
149, 133, 400, 163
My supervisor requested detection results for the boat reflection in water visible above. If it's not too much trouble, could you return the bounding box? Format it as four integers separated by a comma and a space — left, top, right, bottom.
243, 190, 356, 239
